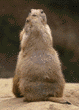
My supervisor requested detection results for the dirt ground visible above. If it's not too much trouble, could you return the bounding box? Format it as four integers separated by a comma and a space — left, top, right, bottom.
0, 78, 79, 110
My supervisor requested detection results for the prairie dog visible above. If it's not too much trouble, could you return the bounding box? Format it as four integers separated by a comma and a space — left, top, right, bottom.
12, 9, 71, 104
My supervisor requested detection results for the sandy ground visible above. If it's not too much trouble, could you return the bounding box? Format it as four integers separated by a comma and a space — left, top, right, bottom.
0, 78, 79, 110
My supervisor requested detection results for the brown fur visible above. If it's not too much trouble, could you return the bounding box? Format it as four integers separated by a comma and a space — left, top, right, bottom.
12, 9, 70, 104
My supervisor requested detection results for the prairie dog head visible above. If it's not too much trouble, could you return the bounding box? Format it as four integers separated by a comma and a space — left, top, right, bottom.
28, 9, 47, 24
28, 9, 52, 41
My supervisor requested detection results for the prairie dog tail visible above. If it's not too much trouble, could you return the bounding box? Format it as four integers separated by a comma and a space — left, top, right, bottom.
48, 97, 71, 104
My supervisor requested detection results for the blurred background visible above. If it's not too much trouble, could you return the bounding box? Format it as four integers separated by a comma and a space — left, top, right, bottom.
0, 0, 79, 82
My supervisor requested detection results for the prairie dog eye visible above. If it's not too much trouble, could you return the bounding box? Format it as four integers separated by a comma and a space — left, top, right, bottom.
26, 19, 29, 23
41, 10, 44, 14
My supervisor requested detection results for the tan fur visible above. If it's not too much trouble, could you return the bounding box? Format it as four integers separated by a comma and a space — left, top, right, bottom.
12, 9, 70, 104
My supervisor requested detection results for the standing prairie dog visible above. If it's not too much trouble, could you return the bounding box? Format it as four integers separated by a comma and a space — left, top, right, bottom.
12, 9, 71, 104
